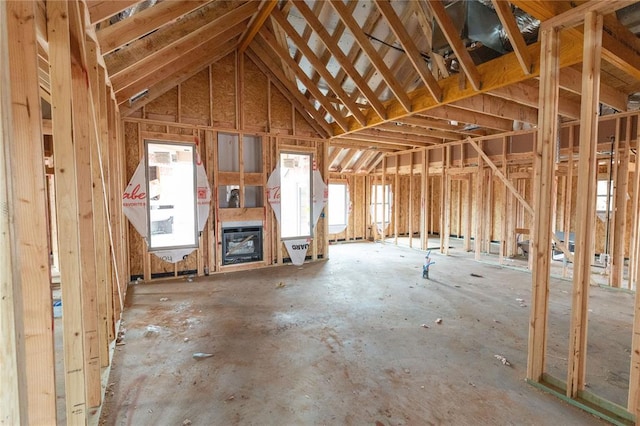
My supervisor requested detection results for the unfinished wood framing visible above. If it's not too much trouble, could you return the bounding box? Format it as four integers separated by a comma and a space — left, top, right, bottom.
6, 0, 640, 423
6, 2, 56, 423
567, 11, 603, 399
528, 23, 559, 384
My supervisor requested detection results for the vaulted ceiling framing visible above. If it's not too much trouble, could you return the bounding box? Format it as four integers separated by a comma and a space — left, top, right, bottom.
65, 0, 640, 174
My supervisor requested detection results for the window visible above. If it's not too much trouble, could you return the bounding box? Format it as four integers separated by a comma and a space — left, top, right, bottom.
596, 180, 613, 213
328, 182, 348, 233
280, 152, 312, 239
371, 183, 391, 232
146, 141, 198, 250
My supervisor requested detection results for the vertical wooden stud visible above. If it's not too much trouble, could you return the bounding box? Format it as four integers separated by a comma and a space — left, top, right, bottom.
611, 118, 630, 288
567, 11, 603, 398
527, 24, 560, 383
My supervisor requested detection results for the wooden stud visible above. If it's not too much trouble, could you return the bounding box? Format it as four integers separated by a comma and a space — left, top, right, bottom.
628, 115, 640, 289
527, 23, 560, 384
567, 11, 603, 398
464, 170, 473, 252
409, 152, 414, 248
1, 2, 29, 422
563, 128, 574, 278
475, 142, 484, 260
394, 158, 399, 245
5, 1, 57, 423
611, 118, 630, 288
442, 146, 450, 254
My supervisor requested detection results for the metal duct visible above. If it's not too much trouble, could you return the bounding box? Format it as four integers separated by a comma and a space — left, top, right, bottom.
432, 0, 539, 71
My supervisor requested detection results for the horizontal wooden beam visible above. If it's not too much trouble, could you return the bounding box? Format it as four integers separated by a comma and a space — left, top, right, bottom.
540, 0, 636, 31
559, 66, 628, 112
332, 29, 584, 136
87, 0, 141, 24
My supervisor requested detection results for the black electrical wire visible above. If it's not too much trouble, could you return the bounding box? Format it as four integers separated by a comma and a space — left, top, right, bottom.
364, 32, 431, 62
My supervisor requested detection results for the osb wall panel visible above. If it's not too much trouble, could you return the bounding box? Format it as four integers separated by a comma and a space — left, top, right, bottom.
492, 175, 504, 242
146, 87, 178, 119
243, 58, 268, 130
411, 175, 421, 236
211, 52, 236, 127
295, 110, 317, 137
430, 175, 442, 234
123, 55, 326, 279
395, 175, 418, 236
180, 68, 210, 123
270, 82, 292, 131
352, 175, 368, 240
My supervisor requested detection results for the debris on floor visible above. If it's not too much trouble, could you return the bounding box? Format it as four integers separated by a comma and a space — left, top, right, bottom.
470, 273, 483, 278
435, 318, 443, 325
276, 281, 286, 288
192, 352, 214, 360
421, 324, 430, 329
516, 298, 527, 307
182, 420, 192, 425
143, 325, 161, 337
159, 297, 169, 302
494, 354, 511, 366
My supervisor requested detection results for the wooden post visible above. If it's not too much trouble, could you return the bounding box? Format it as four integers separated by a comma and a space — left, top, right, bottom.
611, 118, 630, 288
464, 172, 473, 252
563, 128, 574, 278
475, 142, 484, 260
500, 137, 508, 263
5, 1, 57, 423
567, 11, 603, 398
381, 156, 386, 242
409, 152, 414, 248
628, 115, 640, 289
527, 24, 560, 383
1, 2, 27, 422
394, 156, 399, 245
442, 146, 450, 254
421, 150, 430, 250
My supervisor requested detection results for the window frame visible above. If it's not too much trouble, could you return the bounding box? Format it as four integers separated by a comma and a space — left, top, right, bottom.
279, 151, 314, 240
145, 139, 199, 252
328, 181, 349, 229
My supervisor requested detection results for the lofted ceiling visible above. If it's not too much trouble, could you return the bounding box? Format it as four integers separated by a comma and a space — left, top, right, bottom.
73, 0, 640, 173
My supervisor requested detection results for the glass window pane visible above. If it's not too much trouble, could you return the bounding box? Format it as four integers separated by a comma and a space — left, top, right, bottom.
328, 183, 347, 226
280, 153, 312, 239
147, 141, 197, 250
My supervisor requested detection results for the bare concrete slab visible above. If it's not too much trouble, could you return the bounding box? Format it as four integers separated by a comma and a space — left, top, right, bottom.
100, 242, 620, 425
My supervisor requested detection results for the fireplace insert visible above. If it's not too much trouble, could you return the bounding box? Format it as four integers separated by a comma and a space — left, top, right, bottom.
221, 226, 263, 265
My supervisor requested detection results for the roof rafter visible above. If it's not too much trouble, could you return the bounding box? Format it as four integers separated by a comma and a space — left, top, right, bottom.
111, 2, 258, 92
427, 0, 482, 91
491, 0, 533, 74
270, 8, 367, 126
88, 0, 142, 25
329, 0, 412, 112
120, 39, 238, 117
292, 0, 387, 121
97, 0, 210, 55
374, 0, 443, 102
247, 41, 332, 136
238, 0, 278, 54
257, 28, 351, 131
115, 22, 248, 104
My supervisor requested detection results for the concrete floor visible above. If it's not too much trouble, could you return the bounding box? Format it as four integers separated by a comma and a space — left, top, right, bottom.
96, 241, 636, 425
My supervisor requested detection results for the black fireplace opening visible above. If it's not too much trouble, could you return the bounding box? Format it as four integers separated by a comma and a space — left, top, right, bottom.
221, 226, 263, 265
